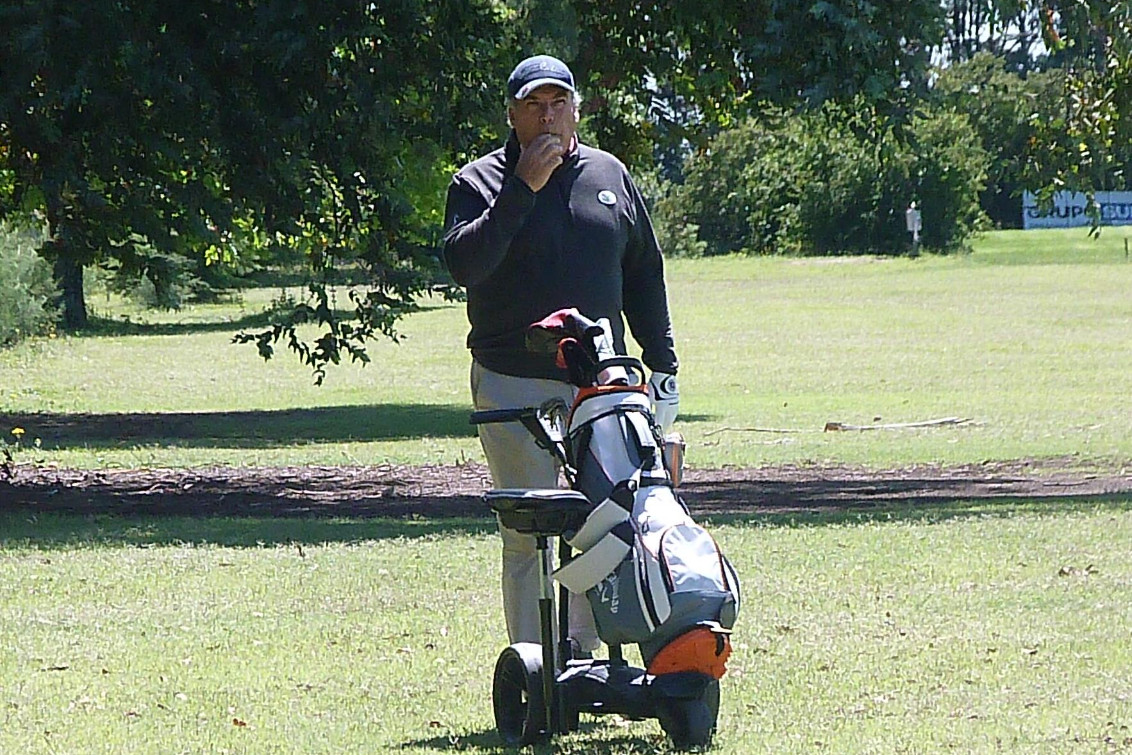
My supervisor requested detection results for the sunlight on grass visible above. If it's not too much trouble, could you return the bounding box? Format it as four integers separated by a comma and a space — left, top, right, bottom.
3, 228, 1131, 753
1, 525, 504, 754
670, 240, 1132, 468
1, 228, 1131, 471
2, 504, 1129, 754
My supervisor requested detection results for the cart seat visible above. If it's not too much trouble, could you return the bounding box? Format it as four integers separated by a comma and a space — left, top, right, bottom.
485, 489, 594, 535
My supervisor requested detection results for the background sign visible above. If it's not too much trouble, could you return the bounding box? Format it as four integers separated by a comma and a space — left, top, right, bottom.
1023, 191, 1132, 229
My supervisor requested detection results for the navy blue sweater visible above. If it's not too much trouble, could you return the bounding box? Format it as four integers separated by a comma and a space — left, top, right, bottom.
443, 132, 678, 380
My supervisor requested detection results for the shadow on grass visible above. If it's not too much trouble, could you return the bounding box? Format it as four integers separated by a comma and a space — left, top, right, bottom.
0, 512, 496, 548
3, 485, 1129, 549
78, 310, 291, 337
400, 725, 661, 753
672, 413, 716, 423
697, 493, 1132, 529
0, 403, 478, 449
77, 300, 453, 338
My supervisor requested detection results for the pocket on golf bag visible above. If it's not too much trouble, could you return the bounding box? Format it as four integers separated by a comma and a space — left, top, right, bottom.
581, 523, 741, 653
586, 530, 670, 648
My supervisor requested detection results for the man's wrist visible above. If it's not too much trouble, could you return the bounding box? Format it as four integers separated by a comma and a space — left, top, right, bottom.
506, 174, 537, 198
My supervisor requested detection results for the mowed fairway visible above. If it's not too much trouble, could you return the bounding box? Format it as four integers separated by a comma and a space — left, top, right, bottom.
1, 229, 1130, 470
2, 506, 1130, 754
2, 228, 1131, 753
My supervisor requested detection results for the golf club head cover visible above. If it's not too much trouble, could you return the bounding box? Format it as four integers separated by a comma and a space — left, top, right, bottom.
557, 338, 596, 387
648, 371, 679, 433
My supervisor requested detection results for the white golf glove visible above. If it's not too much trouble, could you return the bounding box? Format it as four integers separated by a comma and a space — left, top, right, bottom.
648, 371, 679, 434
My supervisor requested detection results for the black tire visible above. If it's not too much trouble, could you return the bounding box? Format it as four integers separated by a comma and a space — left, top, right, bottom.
492, 643, 549, 746
657, 678, 720, 750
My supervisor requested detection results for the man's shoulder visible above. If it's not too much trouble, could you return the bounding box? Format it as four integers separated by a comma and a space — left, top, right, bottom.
457, 147, 508, 180
576, 144, 635, 189
577, 143, 628, 172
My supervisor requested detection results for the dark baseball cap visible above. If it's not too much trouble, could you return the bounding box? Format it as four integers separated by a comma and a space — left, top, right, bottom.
507, 55, 576, 100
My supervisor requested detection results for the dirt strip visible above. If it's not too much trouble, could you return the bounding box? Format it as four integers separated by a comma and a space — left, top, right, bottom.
3, 459, 1129, 519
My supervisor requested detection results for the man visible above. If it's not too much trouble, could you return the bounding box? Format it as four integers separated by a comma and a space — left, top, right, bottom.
443, 54, 679, 654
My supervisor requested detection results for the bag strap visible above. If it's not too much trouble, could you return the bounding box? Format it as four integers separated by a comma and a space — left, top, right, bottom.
552, 522, 635, 593
566, 498, 630, 551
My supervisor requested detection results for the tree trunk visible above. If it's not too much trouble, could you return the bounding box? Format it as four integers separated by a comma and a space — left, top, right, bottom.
53, 255, 88, 330
44, 192, 90, 330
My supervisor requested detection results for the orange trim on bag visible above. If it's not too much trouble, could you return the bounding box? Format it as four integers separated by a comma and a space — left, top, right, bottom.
573, 384, 649, 403
570, 384, 650, 419
646, 627, 732, 680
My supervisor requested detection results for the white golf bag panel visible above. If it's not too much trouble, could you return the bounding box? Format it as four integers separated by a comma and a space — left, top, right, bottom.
567, 389, 668, 502
555, 388, 741, 663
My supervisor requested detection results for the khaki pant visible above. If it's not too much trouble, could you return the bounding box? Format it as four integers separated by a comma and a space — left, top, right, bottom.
471, 361, 600, 653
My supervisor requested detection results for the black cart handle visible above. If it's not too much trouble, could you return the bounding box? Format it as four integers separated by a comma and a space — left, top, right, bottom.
469, 407, 538, 425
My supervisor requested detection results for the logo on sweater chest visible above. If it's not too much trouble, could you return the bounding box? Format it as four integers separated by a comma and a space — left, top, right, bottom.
597, 190, 617, 206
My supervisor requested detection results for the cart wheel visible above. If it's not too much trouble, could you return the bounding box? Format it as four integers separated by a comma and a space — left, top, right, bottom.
656, 678, 720, 750
492, 643, 549, 746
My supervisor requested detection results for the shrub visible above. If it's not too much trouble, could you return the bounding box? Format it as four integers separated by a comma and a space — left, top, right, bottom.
931, 53, 1110, 228
657, 102, 989, 256
0, 224, 56, 346
671, 121, 801, 256
634, 167, 708, 258
910, 110, 992, 250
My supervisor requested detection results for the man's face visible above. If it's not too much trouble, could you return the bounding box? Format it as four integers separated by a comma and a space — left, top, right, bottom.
508, 84, 578, 149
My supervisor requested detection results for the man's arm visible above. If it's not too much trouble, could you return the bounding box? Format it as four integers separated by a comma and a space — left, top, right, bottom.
442, 175, 536, 288
621, 175, 678, 375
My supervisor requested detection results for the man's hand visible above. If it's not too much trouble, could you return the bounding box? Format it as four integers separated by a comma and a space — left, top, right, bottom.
648, 371, 679, 434
514, 133, 566, 192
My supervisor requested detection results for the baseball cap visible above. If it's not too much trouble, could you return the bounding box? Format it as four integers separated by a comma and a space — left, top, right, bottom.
507, 55, 576, 100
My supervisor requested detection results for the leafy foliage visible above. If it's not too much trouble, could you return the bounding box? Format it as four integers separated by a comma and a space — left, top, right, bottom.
10, 1, 1127, 378
0, 0, 510, 378
660, 102, 988, 256
0, 223, 55, 346
939, 0, 1047, 67
1026, 0, 1132, 212
910, 109, 993, 248
510, 0, 946, 165
932, 53, 1068, 227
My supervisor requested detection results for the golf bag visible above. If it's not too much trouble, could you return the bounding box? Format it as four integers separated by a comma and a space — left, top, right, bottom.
528, 309, 741, 675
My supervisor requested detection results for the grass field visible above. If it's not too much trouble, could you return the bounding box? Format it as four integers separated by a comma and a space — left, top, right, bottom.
2, 227, 1132, 753
2, 503, 1129, 754
1, 227, 1130, 471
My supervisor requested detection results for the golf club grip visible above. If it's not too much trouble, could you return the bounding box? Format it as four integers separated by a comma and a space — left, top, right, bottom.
469, 407, 536, 425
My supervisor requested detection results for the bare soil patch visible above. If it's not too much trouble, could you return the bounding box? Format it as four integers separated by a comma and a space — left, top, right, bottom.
3, 458, 1129, 520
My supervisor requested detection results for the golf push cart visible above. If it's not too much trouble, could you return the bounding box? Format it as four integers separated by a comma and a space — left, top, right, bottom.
471, 309, 741, 749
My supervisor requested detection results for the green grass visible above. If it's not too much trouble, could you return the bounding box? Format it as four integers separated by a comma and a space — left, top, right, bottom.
2, 227, 1130, 471
3, 228, 1132, 753
674, 231, 1132, 468
2, 502, 1130, 754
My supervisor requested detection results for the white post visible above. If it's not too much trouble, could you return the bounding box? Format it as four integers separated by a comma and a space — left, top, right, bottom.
905, 202, 922, 256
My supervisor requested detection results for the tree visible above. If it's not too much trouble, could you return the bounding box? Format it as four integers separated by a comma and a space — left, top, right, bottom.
932, 52, 1066, 226
2, 0, 958, 378
507, 0, 946, 166
939, 0, 1046, 69
931, 3, 1131, 223
0, 0, 510, 376
1026, 1, 1132, 208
